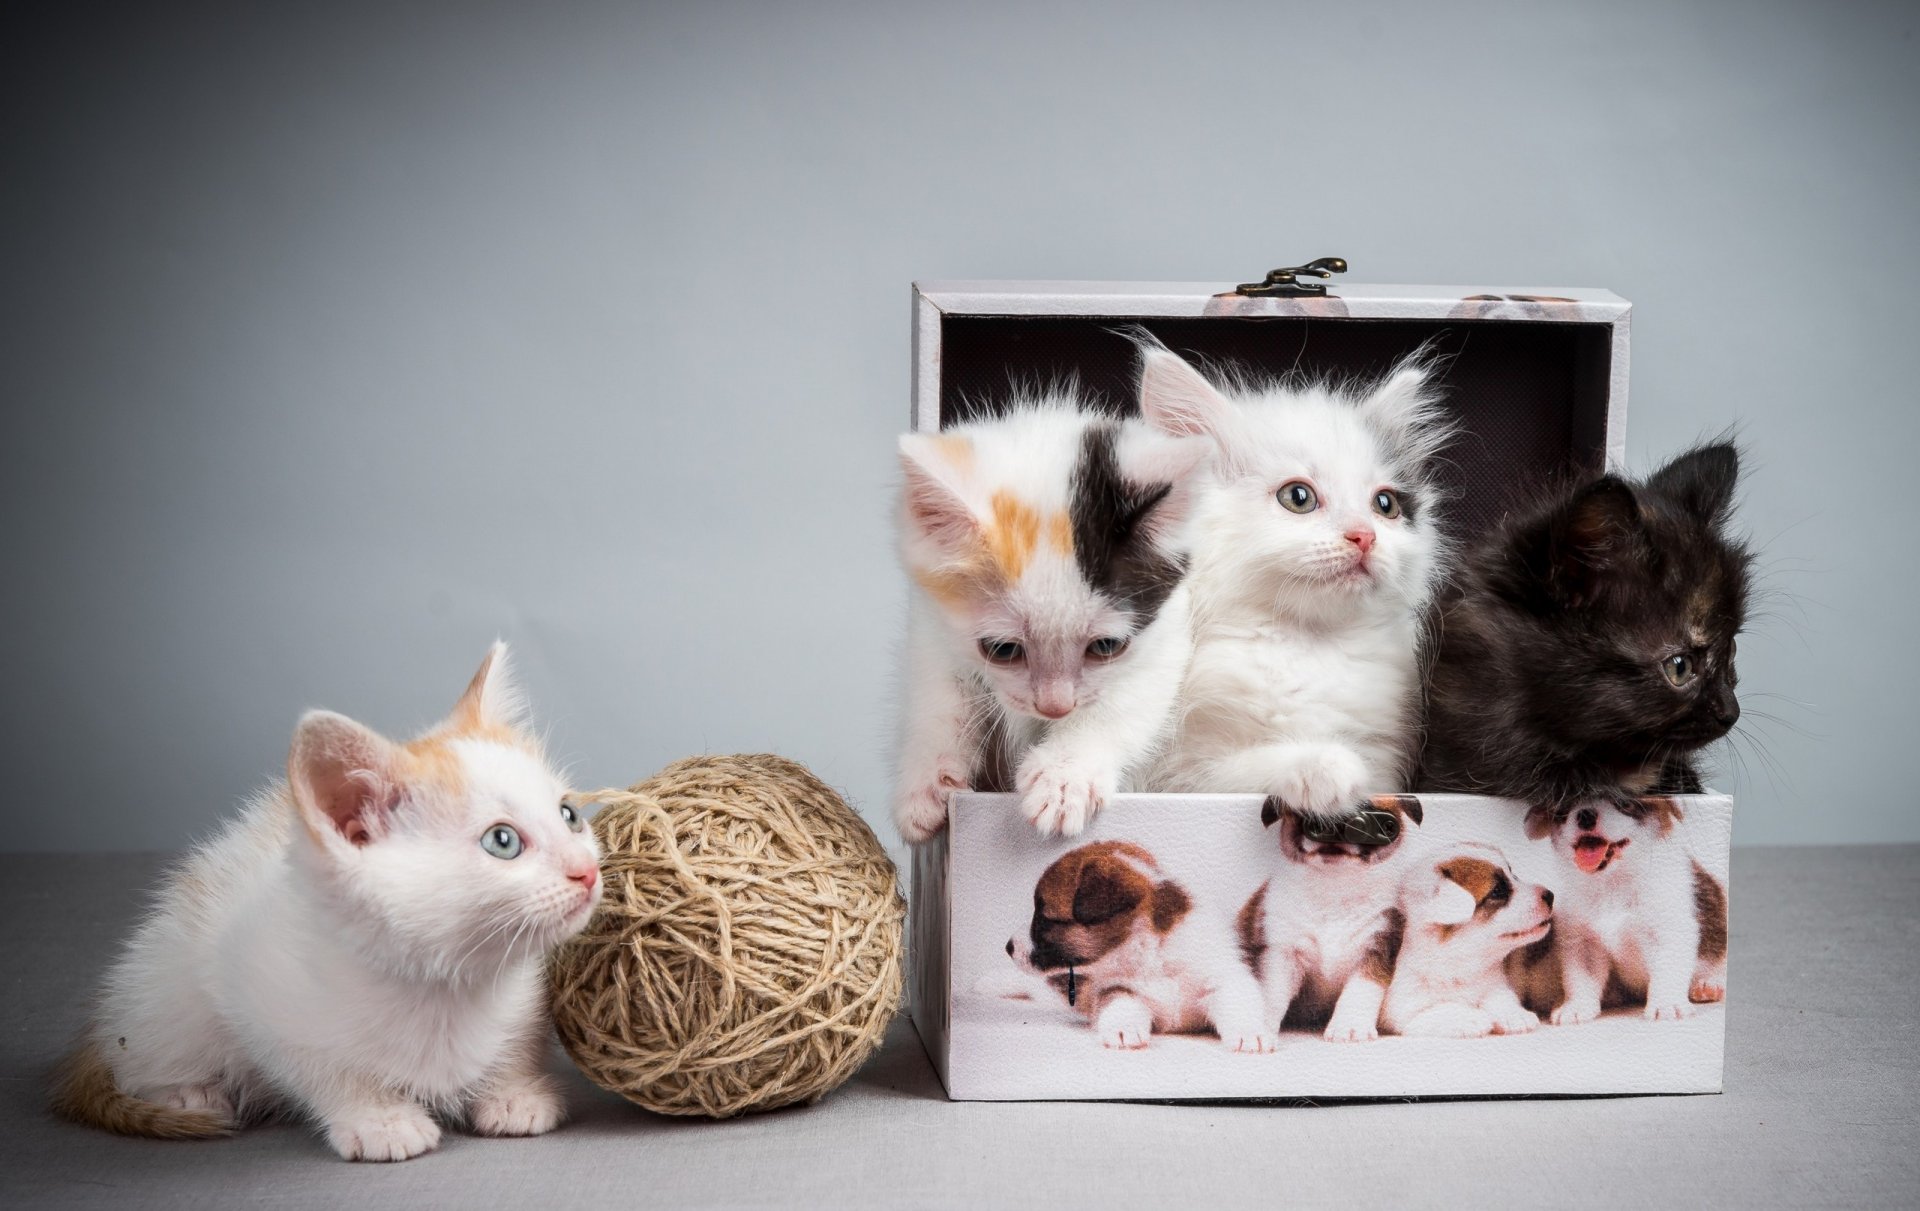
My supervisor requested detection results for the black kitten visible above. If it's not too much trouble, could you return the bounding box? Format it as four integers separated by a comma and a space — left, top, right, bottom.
1418, 443, 1750, 808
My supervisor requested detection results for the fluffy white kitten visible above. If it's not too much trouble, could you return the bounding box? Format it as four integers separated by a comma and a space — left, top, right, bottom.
894, 396, 1207, 841
1140, 340, 1452, 817
54, 643, 602, 1162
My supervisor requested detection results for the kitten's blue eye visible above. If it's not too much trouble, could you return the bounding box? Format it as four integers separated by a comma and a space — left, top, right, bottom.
1373, 489, 1402, 519
1086, 637, 1129, 660
1277, 481, 1318, 513
481, 824, 523, 859
559, 801, 583, 833
979, 639, 1025, 665
1661, 653, 1696, 687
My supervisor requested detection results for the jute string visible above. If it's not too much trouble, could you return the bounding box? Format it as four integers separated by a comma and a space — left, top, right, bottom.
548, 754, 905, 1118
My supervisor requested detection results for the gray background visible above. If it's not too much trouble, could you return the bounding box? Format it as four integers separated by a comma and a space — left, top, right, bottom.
3, 1, 1911, 854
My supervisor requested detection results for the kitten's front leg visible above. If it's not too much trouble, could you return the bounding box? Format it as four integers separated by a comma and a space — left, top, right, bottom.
467, 1029, 565, 1138
302, 1076, 441, 1162
1016, 613, 1188, 837
1192, 742, 1370, 819
894, 620, 978, 843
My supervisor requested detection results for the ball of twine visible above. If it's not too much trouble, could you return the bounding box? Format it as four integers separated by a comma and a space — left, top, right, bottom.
549, 753, 905, 1118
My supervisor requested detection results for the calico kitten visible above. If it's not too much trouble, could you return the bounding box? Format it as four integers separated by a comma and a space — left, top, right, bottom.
53, 644, 602, 1162
1138, 339, 1453, 818
1417, 443, 1750, 807
894, 396, 1208, 841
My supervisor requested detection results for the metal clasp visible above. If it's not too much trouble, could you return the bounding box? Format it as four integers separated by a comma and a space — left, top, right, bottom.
1235, 257, 1348, 298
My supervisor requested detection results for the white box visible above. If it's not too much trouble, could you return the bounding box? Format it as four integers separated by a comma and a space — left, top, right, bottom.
913, 793, 1731, 1100
905, 276, 1732, 1101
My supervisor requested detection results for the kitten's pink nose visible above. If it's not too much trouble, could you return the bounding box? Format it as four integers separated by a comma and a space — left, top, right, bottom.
1344, 527, 1375, 555
567, 860, 599, 892
1034, 684, 1076, 719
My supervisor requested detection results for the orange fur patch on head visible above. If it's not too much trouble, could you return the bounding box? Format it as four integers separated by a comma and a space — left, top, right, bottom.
935, 434, 975, 473
1047, 510, 1075, 557
985, 490, 1043, 581
397, 736, 469, 798
1438, 856, 1500, 903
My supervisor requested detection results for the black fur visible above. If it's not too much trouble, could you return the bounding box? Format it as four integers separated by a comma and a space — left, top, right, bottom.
1069, 422, 1188, 625
1416, 443, 1751, 811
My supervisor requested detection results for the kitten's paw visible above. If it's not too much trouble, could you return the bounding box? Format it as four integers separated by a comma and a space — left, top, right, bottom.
1016, 754, 1114, 838
327, 1103, 441, 1162
1324, 1020, 1380, 1044
1096, 999, 1153, 1050
1549, 999, 1601, 1027
1689, 976, 1726, 1004
469, 1076, 565, 1138
1644, 999, 1695, 1022
1272, 746, 1370, 819
1491, 1009, 1541, 1035
157, 1082, 234, 1118
894, 756, 969, 843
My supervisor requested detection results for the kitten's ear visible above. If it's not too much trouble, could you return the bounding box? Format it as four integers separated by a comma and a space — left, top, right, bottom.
1525, 476, 1645, 607
449, 641, 526, 733
1134, 338, 1230, 441
1115, 426, 1212, 542
898, 434, 980, 551
1358, 354, 1451, 469
1647, 443, 1739, 526
289, 711, 402, 847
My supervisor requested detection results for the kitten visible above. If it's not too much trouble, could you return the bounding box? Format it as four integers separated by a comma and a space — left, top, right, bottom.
1417, 443, 1750, 808
893, 395, 1208, 841
1137, 339, 1453, 818
53, 643, 602, 1162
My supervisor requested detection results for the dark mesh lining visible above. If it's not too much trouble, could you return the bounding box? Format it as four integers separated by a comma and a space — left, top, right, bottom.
937, 316, 1613, 544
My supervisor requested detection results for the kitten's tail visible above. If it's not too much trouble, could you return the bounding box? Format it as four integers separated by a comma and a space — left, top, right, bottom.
49, 1041, 233, 1139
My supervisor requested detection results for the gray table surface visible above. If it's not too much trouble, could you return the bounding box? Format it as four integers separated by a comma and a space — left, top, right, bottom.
3, 847, 1914, 1210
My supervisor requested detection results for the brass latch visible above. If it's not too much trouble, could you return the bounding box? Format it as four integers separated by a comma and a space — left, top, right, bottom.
1235, 257, 1348, 298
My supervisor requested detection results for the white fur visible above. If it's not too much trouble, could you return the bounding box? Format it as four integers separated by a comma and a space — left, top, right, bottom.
893, 399, 1205, 841
1533, 802, 1726, 1025
1244, 841, 1413, 1043
1138, 341, 1451, 817
83, 644, 602, 1160
1381, 844, 1551, 1038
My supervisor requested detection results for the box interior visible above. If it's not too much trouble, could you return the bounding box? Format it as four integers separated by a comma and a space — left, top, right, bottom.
937, 316, 1613, 543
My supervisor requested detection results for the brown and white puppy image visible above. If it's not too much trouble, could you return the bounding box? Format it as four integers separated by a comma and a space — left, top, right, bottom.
1237, 794, 1423, 1042
1380, 844, 1554, 1038
1008, 841, 1272, 1052
1513, 798, 1729, 1023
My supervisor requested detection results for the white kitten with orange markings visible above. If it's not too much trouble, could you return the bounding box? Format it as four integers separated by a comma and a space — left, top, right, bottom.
894, 396, 1207, 841
53, 643, 602, 1162
1138, 337, 1452, 820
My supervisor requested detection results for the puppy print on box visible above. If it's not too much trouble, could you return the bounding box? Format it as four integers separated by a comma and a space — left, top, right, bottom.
1006, 842, 1272, 1053
1511, 798, 1729, 1024
1381, 845, 1553, 1039
1236, 795, 1424, 1043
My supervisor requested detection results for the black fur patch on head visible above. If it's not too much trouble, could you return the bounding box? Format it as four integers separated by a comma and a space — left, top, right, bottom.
1417, 442, 1753, 810
1069, 422, 1187, 626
